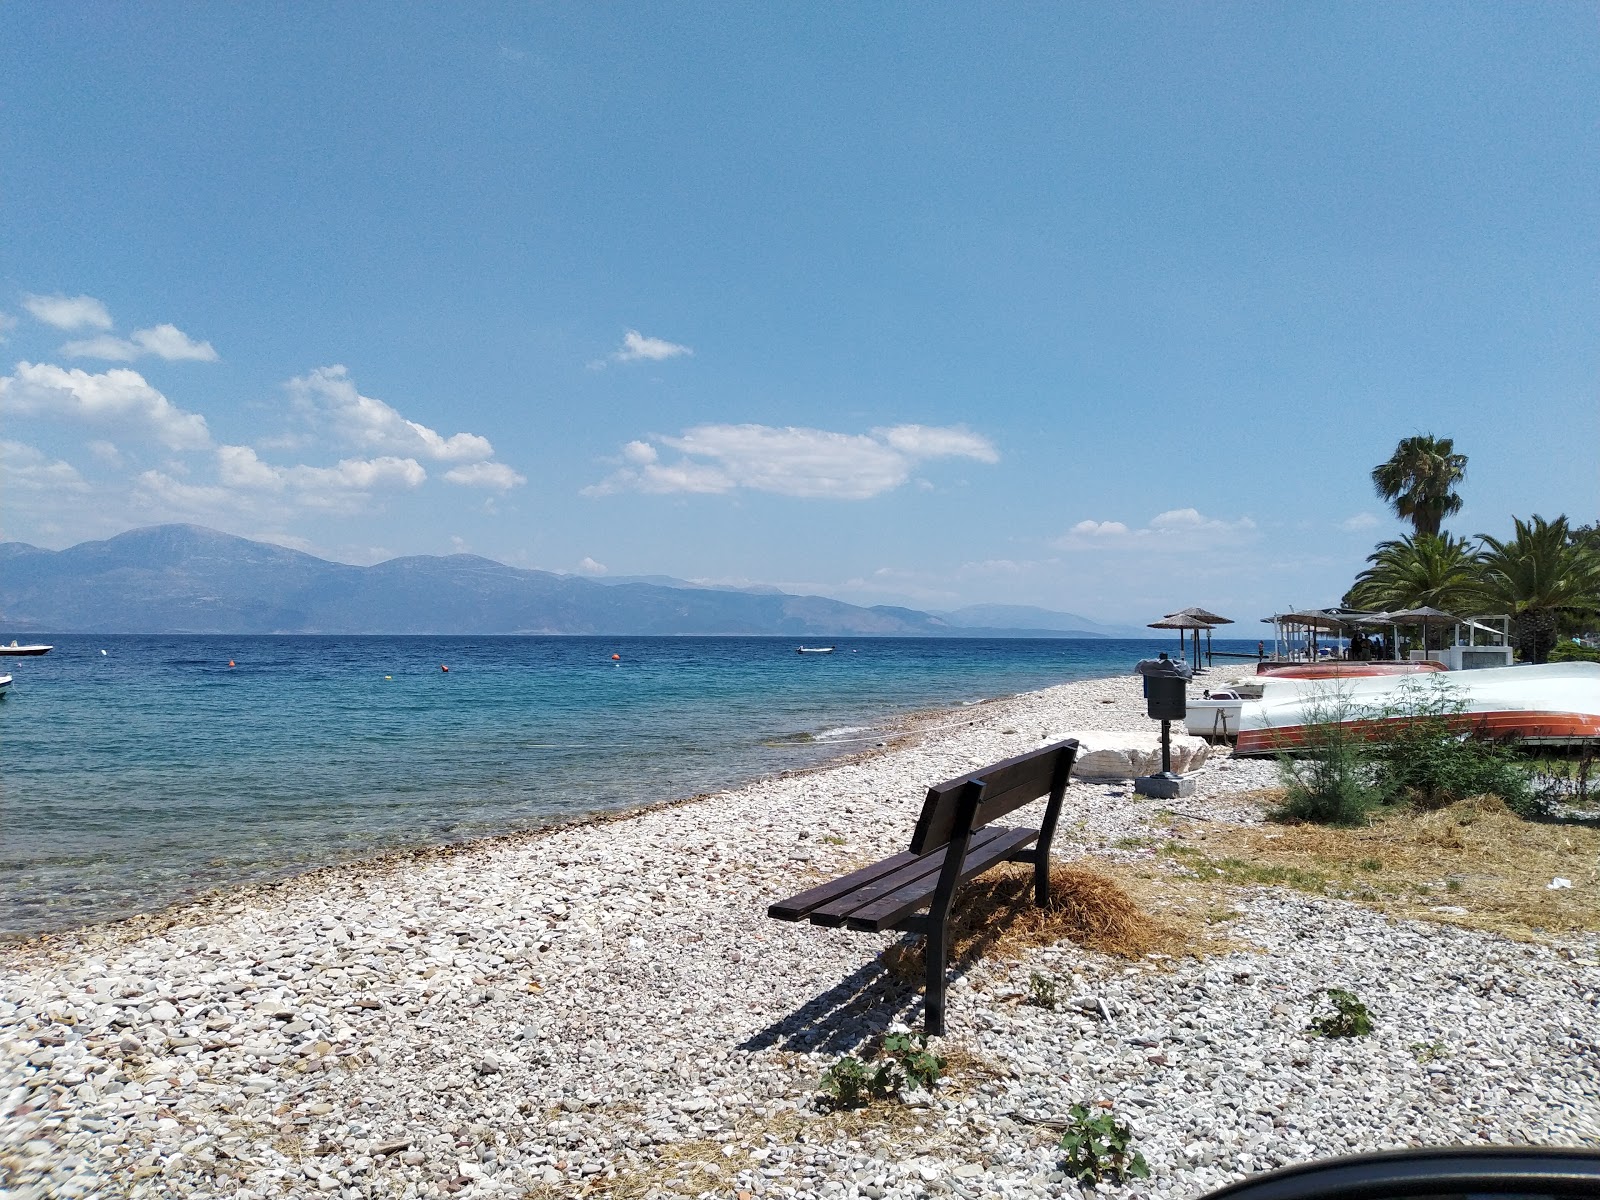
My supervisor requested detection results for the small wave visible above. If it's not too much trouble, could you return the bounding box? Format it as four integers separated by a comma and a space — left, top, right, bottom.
813, 724, 875, 742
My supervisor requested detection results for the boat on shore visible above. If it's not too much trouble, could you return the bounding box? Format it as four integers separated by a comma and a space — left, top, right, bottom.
1256, 660, 1445, 679
1231, 661, 1600, 756
0, 641, 52, 656
796, 646, 836, 655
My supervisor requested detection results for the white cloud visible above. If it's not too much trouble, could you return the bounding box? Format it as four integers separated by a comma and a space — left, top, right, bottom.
442, 461, 527, 490
87, 439, 123, 466
23, 294, 113, 331
622, 440, 658, 465
0, 362, 212, 450
1070, 519, 1131, 537
218, 443, 427, 500
1340, 512, 1381, 531
586, 422, 998, 500
614, 329, 693, 363
877, 424, 1000, 464
576, 556, 607, 575
134, 469, 240, 514
1056, 508, 1256, 550
0, 440, 89, 492
63, 323, 219, 363
287, 366, 495, 463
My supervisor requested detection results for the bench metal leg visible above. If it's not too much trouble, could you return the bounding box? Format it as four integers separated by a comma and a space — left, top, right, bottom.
924, 922, 948, 1036
1034, 853, 1051, 908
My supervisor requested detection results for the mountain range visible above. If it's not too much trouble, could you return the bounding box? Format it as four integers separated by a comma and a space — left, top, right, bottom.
0, 525, 1148, 638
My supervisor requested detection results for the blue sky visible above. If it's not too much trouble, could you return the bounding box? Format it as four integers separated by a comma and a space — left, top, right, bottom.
2, 4, 1595, 624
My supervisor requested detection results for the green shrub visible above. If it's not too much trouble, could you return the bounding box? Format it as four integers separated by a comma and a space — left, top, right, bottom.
1550, 641, 1600, 664
819, 1055, 897, 1109
882, 1031, 945, 1091
1273, 689, 1381, 825
1058, 1104, 1150, 1184
818, 1029, 946, 1108
1366, 677, 1535, 812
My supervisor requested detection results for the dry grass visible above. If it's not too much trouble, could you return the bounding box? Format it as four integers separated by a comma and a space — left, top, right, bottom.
879, 863, 1200, 982
1158, 794, 1600, 941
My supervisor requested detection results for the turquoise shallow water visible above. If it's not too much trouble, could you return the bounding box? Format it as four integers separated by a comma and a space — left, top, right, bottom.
0, 634, 1256, 936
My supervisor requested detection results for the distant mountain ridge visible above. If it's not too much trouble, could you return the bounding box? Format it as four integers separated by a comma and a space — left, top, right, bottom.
933, 603, 1148, 640
0, 525, 1135, 638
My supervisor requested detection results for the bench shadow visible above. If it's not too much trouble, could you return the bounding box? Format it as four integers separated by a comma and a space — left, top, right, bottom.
740, 959, 917, 1055
743, 877, 1040, 1054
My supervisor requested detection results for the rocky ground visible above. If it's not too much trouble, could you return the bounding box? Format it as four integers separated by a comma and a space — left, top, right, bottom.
4, 669, 1598, 1199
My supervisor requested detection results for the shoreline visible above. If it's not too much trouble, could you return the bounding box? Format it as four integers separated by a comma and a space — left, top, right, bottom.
5, 668, 1596, 1199
2, 682, 1011, 952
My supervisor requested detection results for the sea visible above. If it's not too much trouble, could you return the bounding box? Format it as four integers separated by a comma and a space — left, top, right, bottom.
0, 634, 1261, 938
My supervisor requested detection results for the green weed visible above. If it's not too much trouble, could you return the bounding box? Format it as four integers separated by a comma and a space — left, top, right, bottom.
1058, 1104, 1150, 1184
1025, 971, 1058, 1010
1306, 988, 1373, 1039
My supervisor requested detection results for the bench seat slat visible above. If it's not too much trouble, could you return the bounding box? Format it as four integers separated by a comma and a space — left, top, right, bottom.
801, 825, 1022, 928
766, 849, 925, 922
843, 826, 1039, 932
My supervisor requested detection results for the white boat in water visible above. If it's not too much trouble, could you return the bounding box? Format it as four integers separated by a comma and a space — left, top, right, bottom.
797, 646, 836, 654
1231, 661, 1600, 756
0, 641, 51, 656
0, 674, 11, 694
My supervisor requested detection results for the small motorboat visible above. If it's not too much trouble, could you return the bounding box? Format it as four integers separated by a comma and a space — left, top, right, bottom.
797, 646, 836, 654
0, 641, 51, 656
1233, 661, 1600, 756
0, 674, 11, 694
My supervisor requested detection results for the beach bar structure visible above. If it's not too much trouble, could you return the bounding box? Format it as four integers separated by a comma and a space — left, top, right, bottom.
1262, 607, 1515, 668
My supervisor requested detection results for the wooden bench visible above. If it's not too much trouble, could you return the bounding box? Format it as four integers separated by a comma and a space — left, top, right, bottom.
767, 737, 1079, 1036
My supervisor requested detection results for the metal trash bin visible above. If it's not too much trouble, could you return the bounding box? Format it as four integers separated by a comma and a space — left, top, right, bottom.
1135, 656, 1192, 720
1132, 655, 1195, 798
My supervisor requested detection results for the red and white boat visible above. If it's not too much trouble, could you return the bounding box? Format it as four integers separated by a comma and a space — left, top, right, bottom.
1232, 662, 1600, 756
1256, 660, 1446, 680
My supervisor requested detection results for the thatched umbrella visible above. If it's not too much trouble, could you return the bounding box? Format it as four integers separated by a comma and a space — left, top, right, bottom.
1166, 607, 1233, 666
1148, 614, 1213, 672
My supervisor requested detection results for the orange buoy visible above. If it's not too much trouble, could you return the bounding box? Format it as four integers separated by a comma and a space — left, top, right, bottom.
228, 660, 235, 668
611, 653, 620, 661
441, 664, 449, 673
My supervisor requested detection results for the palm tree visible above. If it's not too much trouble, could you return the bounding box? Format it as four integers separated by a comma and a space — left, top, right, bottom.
1344, 533, 1479, 613
1371, 435, 1467, 536
1474, 514, 1600, 663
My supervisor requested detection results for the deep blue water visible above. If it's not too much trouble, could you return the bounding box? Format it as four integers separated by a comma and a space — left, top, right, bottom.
0, 634, 1257, 936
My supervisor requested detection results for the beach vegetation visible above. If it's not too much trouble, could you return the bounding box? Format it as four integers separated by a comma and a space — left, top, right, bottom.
1025, 970, 1058, 1009
1345, 532, 1479, 613
1474, 514, 1600, 664
817, 1031, 945, 1109
1411, 1040, 1449, 1063
1143, 792, 1600, 941
1271, 690, 1382, 826
879, 864, 1195, 986
1057, 1104, 1150, 1184
1548, 640, 1600, 663
1363, 677, 1540, 816
819, 1054, 897, 1109
1370, 434, 1467, 537
1305, 987, 1373, 1038
882, 1031, 945, 1091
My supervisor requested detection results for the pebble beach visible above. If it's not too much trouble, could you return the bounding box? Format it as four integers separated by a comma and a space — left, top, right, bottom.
4, 670, 1598, 1200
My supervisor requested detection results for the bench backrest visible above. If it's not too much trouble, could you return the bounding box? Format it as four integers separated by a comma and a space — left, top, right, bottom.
908, 737, 1079, 856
